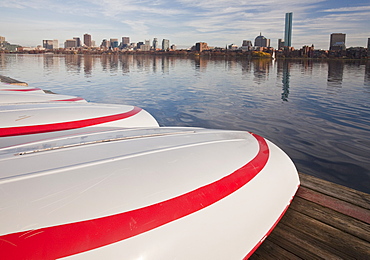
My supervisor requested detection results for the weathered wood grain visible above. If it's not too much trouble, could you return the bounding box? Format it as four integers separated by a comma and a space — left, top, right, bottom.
299, 173, 370, 210
290, 196, 370, 242
297, 186, 370, 224
249, 238, 301, 260
250, 173, 370, 259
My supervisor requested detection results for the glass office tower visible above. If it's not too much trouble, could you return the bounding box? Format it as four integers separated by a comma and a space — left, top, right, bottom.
284, 12, 293, 47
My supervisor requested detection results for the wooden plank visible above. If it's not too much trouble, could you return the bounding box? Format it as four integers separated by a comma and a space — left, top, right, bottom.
298, 173, 370, 210
0, 75, 28, 86
269, 222, 350, 259
281, 207, 370, 259
249, 238, 301, 260
297, 186, 370, 224
251, 174, 370, 259
290, 196, 370, 242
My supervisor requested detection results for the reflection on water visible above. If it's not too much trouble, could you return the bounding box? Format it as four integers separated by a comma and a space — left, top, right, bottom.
365, 60, 370, 88
277, 60, 290, 101
1, 54, 370, 194
251, 59, 271, 84
327, 60, 344, 89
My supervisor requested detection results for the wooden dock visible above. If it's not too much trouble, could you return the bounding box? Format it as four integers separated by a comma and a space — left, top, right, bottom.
250, 172, 370, 259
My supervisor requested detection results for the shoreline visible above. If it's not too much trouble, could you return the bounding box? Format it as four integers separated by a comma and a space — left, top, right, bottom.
1, 51, 370, 61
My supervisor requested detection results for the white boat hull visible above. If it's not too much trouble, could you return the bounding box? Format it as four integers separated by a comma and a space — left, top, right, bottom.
0, 82, 45, 94
0, 102, 159, 137
0, 127, 299, 259
0, 92, 87, 104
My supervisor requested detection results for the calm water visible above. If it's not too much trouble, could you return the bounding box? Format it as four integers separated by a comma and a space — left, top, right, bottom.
1, 54, 370, 193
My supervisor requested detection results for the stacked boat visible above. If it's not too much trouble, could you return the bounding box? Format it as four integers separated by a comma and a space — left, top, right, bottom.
0, 80, 299, 259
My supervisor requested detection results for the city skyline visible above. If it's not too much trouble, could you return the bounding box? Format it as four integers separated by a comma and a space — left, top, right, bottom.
1, 1, 370, 50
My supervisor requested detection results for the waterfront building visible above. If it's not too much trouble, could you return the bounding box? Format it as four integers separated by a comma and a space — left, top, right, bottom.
330, 33, 346, 51
137, 42, 144, 50
242, 40, 252, 47
84, 33, 92, 47
121, 37, 130, 48
241, 40, 251, 50
153, 38, 158, 49
53, 39, 59, 49
284, 12, 293, 47
171, 44, 177, 50
254, 33, 270, 47
278, 39, 285, 50
43, 39, 58, 49
228, 44, 238, 50
368, 38, 370, 56
100, 39, 110, 49
0, 36, 6, 50
162, 39, 170, 51
145, 40, 150, 46
140, 44, 151, 51
73, 37, 81, 47
196, 42, 208, 52
110, 38, 119, 48
241, 40, 252, 51
136, 40, 150, 51
64, 39, 77, 49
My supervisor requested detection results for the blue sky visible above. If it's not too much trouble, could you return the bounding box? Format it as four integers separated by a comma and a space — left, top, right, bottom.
1, 0, 369, 49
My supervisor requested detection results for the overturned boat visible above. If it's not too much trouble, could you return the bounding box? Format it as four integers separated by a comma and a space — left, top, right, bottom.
0, 126, 299, 259
0, 81, 299, 259
0, 102, 159, 137
0, 92, 87, 104
0, 82, 45, 94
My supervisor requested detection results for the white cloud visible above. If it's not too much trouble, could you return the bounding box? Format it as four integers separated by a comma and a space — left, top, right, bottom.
0, 0, 369, 49
121, 20, 150, 35
322, 5, 370, 12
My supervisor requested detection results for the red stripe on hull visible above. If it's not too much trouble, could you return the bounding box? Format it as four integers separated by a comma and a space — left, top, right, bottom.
54, 97, 85, 102
0, 106, 142, 137
0, 88, 42, 92
0, 133, 269, 260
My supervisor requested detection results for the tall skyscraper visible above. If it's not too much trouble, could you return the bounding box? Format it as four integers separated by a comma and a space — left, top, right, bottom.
284, 12, 293, 47
84, 34, 92, 47
330, 33, 346, 51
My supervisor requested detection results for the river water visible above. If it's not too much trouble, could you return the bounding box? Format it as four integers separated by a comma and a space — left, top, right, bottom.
1, 54, 370, 193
